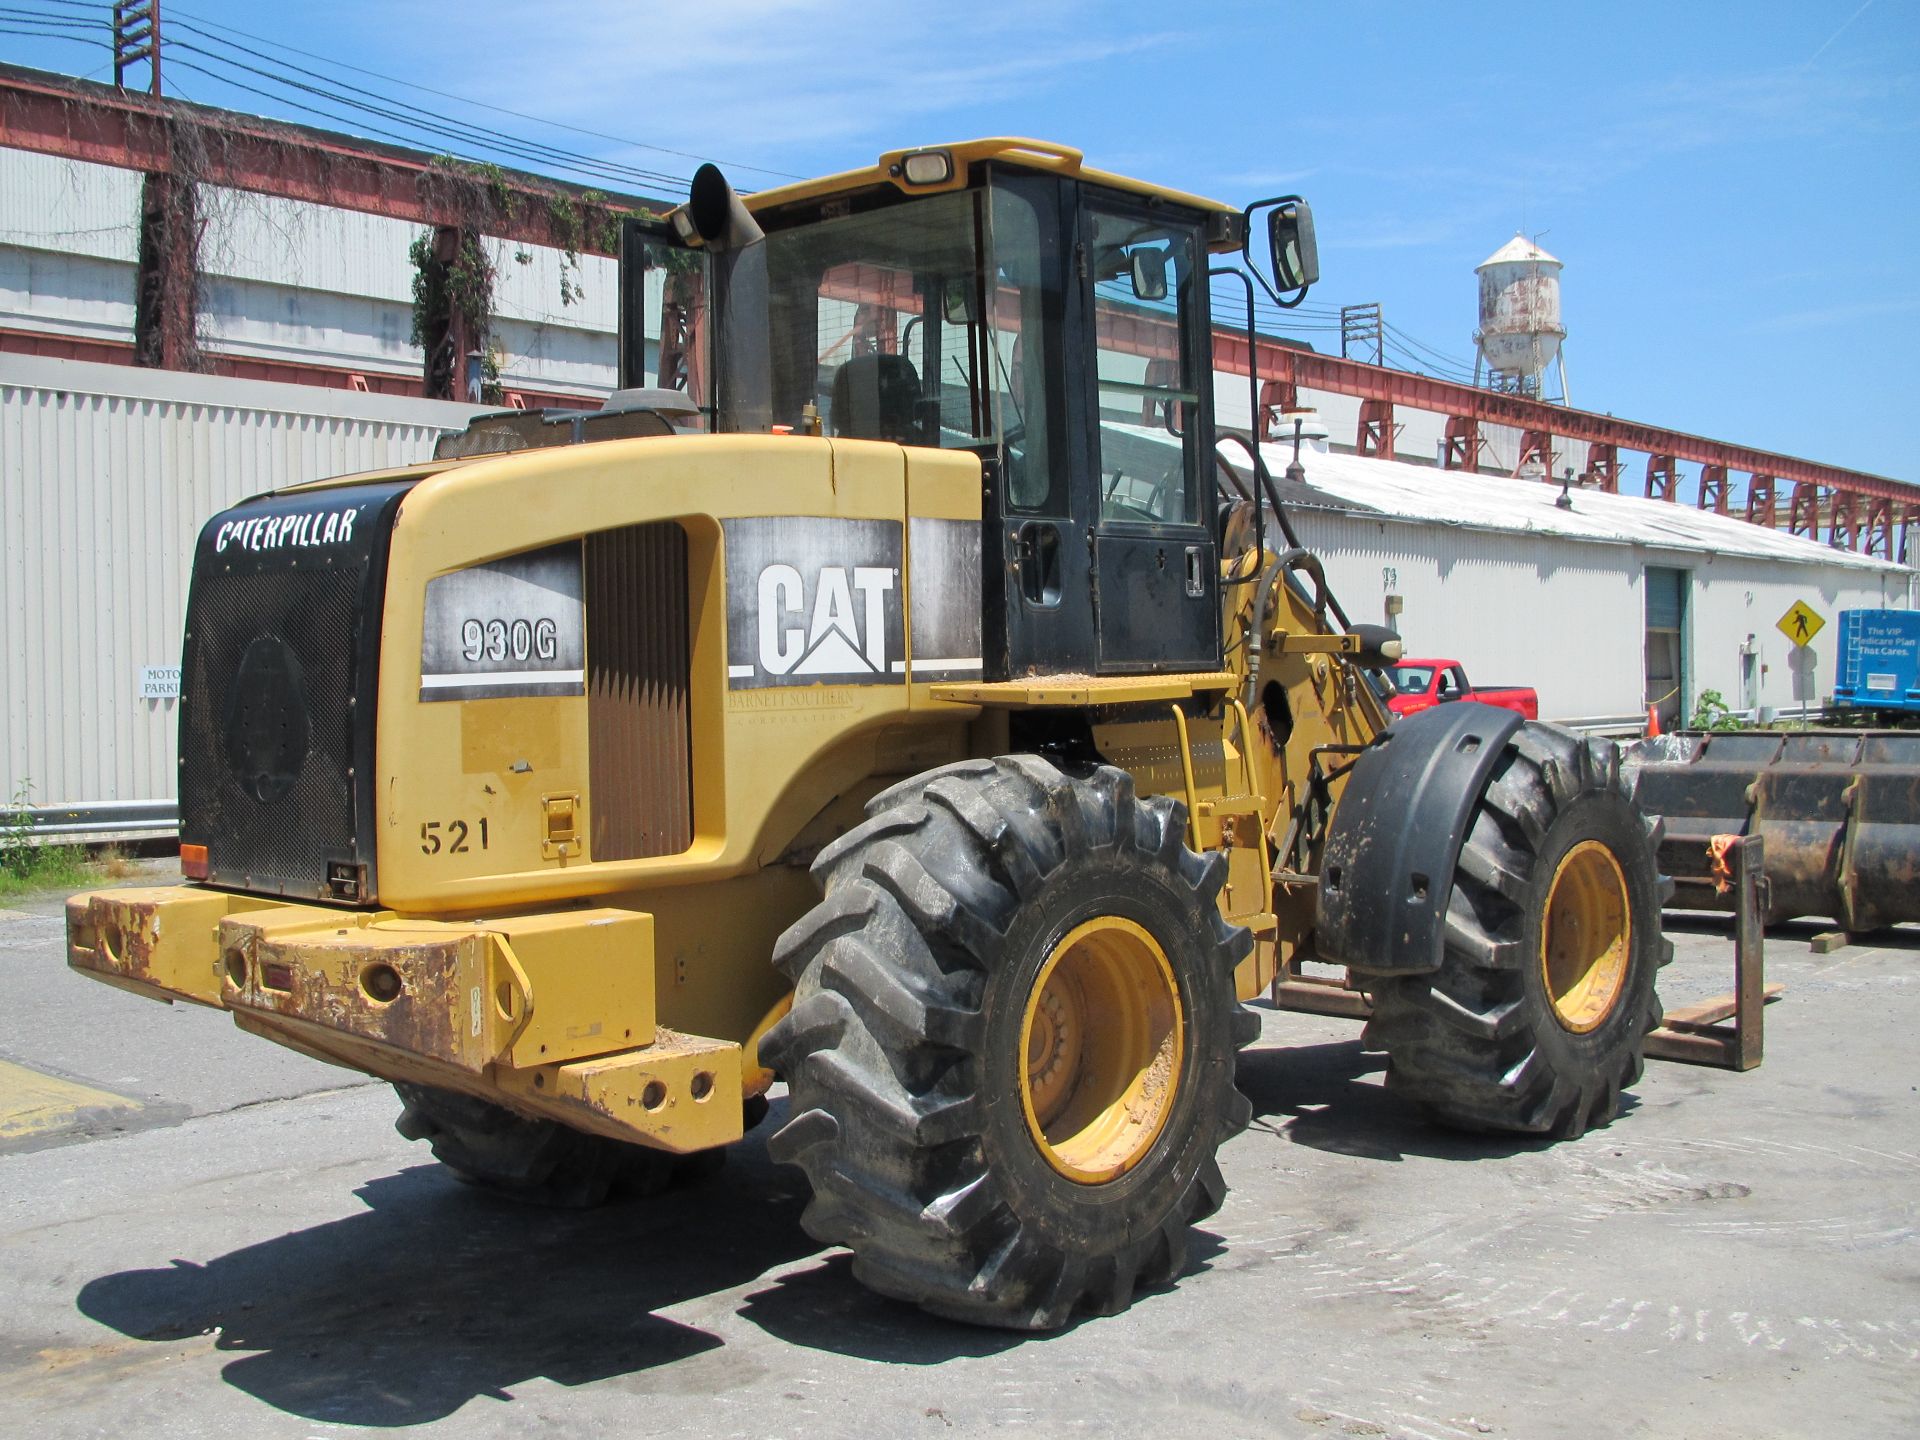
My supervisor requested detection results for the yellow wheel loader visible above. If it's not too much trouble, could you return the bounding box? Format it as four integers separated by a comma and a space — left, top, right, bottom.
68, 139, 1669, 1329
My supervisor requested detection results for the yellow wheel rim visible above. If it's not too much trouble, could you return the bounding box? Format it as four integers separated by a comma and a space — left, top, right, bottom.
1018, 916, 1184, 1184
1540, 840, 1632, 1034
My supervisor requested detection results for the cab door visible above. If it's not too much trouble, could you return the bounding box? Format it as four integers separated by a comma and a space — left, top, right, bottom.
984, 172, 1097, 675
1080, 195, 1219, 673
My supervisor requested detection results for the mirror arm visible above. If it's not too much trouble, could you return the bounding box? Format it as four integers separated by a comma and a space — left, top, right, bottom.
1211, 264, 1264, 575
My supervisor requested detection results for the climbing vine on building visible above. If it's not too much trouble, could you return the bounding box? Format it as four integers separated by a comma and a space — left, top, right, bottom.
546, 189, 624, 308
132, 118, 210, 371
408, 157, 644, 397
408, 226, 498, 400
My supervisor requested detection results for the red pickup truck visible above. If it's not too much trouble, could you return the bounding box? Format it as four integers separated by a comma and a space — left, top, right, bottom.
1386, 658, 1539, 720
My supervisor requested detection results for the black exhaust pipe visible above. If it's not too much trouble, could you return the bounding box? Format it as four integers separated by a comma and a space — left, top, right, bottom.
685, 164, 764, 251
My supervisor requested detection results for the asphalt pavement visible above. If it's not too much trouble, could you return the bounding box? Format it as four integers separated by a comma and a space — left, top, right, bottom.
1, 864, 1915, 1439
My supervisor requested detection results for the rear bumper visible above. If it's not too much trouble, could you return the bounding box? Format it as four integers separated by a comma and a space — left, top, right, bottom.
67, 886, 742, 1153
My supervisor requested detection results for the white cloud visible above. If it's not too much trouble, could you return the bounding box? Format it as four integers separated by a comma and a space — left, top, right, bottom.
387, 0, 1180, 181
1745, 294, 1920, 335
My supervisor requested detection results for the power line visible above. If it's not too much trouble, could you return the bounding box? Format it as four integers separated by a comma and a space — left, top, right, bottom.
158, 24, 678, 191
159, 54, 655, 193
163, 35, 692, 194
0, 23, 108, 52
1382, 319, 1477, 374
13, 0, 797, 194
0, 3, 106, 23
165, 3, 802, 183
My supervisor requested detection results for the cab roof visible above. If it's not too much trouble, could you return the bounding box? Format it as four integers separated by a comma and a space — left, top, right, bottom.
746, 138, 1243, 248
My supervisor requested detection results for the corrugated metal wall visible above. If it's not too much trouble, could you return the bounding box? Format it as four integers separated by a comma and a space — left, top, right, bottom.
1, 353, 484, 815
1292, 508, 1911, 727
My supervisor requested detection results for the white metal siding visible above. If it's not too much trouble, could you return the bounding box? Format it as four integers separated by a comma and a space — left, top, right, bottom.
2, 354, 485, 812
1293, 508, 1909, 726
0, 150, 624, 398
1294, 512, 1640, 721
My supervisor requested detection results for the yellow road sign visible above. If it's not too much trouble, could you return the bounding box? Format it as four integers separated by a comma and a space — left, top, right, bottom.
1777, 600, 1825, 646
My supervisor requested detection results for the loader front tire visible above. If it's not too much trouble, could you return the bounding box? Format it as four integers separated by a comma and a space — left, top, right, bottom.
1361, 723, 1670, 1139
393, 1083, 687, 1207
760, 756, 1256, 1330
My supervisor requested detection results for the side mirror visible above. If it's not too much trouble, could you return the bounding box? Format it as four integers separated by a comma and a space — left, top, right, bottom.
943, 286, 974, 326
1268, 200, 1319, 291
1130, 249, 1169, 302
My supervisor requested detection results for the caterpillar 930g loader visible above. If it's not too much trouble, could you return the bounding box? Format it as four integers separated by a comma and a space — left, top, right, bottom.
67, 139, 1668, 1329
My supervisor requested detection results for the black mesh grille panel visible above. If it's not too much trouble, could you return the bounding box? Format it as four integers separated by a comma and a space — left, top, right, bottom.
177, 481, 410, 903
180, 566, 364, 896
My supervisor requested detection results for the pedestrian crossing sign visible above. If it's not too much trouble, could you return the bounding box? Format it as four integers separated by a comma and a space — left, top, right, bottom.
1777, 600, 1825, 646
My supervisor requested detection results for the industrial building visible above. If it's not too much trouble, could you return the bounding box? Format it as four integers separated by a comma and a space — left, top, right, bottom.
1, 63, 1914, 828
1242, 424, 1913, 730
6, 352, 1908, 831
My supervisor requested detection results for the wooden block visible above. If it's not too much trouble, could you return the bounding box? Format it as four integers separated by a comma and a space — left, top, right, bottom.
1660, 983, 1784, 1032
1271, 980, 1373, 1021
1810, 930, 1850, 955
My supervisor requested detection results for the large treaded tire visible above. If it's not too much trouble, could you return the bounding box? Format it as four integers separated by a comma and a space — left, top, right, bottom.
759, 755, 1257, 1330
393, 1083, 698, 1208
1361, 722, 1672, 1139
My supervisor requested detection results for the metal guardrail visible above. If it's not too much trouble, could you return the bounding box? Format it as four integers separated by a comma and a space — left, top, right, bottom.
4, 800, 179, 840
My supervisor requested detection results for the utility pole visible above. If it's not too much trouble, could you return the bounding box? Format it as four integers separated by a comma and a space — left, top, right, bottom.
112, 1, 162, 95
1340, 303, 1383, 366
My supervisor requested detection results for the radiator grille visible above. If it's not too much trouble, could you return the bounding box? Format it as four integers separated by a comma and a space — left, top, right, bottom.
587, 523, 693, 860
179, 566, 363, 894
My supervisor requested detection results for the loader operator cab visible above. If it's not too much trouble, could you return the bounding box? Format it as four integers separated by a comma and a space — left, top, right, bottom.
621, 139, 1314, 679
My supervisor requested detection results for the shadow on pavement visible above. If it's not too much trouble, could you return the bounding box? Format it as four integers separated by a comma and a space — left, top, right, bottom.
737, 1230, 1225, 1362
738, 1254, 1027, 1362
1237, 1035, 1567, 1164
76, 1144, 819, 1426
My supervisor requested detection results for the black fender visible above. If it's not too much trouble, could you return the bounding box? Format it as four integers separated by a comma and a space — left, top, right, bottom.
1316, 703, 1524, 976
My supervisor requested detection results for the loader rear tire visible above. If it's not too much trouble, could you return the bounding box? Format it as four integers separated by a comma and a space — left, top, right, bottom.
393, 1083, 700, 1207
1361, 723, 1671, 1139
760, 755, 1256, 1330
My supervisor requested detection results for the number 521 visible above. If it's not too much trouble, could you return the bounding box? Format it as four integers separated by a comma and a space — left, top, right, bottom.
420, 818, 489, 855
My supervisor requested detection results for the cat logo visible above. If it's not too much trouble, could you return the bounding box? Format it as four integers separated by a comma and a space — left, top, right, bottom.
724, 517, 905, 690
753, 564, 895, 677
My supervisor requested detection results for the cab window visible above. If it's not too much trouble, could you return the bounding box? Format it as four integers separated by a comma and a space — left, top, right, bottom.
1087, 205, 1203, 528
764, 190, 991, 448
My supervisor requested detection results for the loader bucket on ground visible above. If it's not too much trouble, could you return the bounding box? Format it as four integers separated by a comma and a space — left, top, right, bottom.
1623, 730, 1920, 931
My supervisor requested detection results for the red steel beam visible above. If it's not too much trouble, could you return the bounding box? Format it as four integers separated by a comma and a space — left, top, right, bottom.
1258, 378, 1298, 439
1647, 454, 1678, 503
1831, 490, 1860, 550
1698, 463, 1730, 514
1788, 482, 1822, 537
1357, 398, 1395, 460
1586, 442, 1620, 493
1441, 415, 1480, 471
0, 62, 654, 255
1513, 429, 1552, 480
1211, 332, 1918, 507
0, 326, 598, 408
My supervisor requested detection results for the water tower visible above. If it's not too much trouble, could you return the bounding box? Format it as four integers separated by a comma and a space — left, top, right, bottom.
1473, 235, 1569, 403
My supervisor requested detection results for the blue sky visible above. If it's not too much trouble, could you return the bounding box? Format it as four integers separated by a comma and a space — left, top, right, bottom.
5, 1, 1916, 482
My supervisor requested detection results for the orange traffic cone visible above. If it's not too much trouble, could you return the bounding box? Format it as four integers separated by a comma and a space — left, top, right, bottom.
1645, 703, 1662, 738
